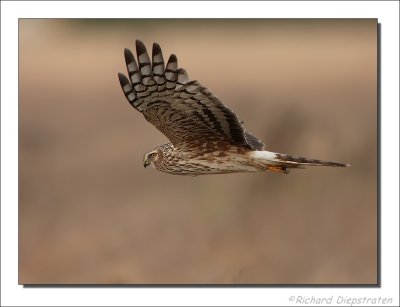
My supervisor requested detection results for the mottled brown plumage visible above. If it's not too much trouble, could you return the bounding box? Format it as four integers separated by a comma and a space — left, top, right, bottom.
118, 40, 349, 176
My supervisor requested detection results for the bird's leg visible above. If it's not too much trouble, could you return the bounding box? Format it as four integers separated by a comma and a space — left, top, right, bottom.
266, 165, 289, 174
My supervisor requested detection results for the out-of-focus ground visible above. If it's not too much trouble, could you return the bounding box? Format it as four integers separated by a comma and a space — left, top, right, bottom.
19, 19, 377, 284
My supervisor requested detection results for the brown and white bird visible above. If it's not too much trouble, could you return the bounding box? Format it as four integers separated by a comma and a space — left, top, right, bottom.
118, 40, 349, 176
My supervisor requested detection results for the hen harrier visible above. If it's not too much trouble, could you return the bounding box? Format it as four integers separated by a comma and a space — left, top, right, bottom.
118, 40, 348, 176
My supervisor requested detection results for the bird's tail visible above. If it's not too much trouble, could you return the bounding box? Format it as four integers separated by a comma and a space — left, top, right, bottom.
274, 153, 350, 168
251, 151, 350, 174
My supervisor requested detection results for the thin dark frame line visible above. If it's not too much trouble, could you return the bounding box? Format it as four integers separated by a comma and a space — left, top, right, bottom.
376, 22, 381, 287
23, 283, 379, 288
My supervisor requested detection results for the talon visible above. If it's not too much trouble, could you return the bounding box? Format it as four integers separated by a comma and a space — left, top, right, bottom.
267, 165, 288, 174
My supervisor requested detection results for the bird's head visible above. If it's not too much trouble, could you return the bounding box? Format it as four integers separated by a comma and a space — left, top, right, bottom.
143, 150, 159, 168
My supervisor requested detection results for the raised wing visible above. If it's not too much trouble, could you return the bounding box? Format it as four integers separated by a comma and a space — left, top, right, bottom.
118, 40, 264, 150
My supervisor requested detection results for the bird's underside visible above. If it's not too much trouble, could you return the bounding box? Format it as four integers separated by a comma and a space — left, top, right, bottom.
118, 40, 349, 176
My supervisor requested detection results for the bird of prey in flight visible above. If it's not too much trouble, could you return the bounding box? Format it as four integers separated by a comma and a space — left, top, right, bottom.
118, 40, 348, 176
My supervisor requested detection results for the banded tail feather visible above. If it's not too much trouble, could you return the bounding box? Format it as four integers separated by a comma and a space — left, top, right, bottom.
251, 151, 349, 174
274, 153, 350, 167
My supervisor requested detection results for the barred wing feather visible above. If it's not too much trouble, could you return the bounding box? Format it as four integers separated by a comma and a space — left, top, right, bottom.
118, 40, 264, 150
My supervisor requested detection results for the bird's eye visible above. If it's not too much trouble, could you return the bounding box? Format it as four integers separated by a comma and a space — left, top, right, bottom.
150, 152, 157, 159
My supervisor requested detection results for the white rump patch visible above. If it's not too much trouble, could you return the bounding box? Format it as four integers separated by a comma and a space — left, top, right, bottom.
250, 150, 277, 161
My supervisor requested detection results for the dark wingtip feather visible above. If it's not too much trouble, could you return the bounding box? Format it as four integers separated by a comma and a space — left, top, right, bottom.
169, 54, 177, 63
118, 72, 130, 87
124, 48, 134, 63
135, 39, 147, 55
152, 42, 161, 55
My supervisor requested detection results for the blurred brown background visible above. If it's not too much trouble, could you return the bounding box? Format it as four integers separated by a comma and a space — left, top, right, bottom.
19, 19, 377, 284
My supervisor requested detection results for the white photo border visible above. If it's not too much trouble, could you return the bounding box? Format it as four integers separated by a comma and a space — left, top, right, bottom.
1, 1, 399, 306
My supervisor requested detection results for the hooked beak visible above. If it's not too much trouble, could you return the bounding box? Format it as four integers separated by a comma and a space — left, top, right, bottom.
143, 156, 150, 168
